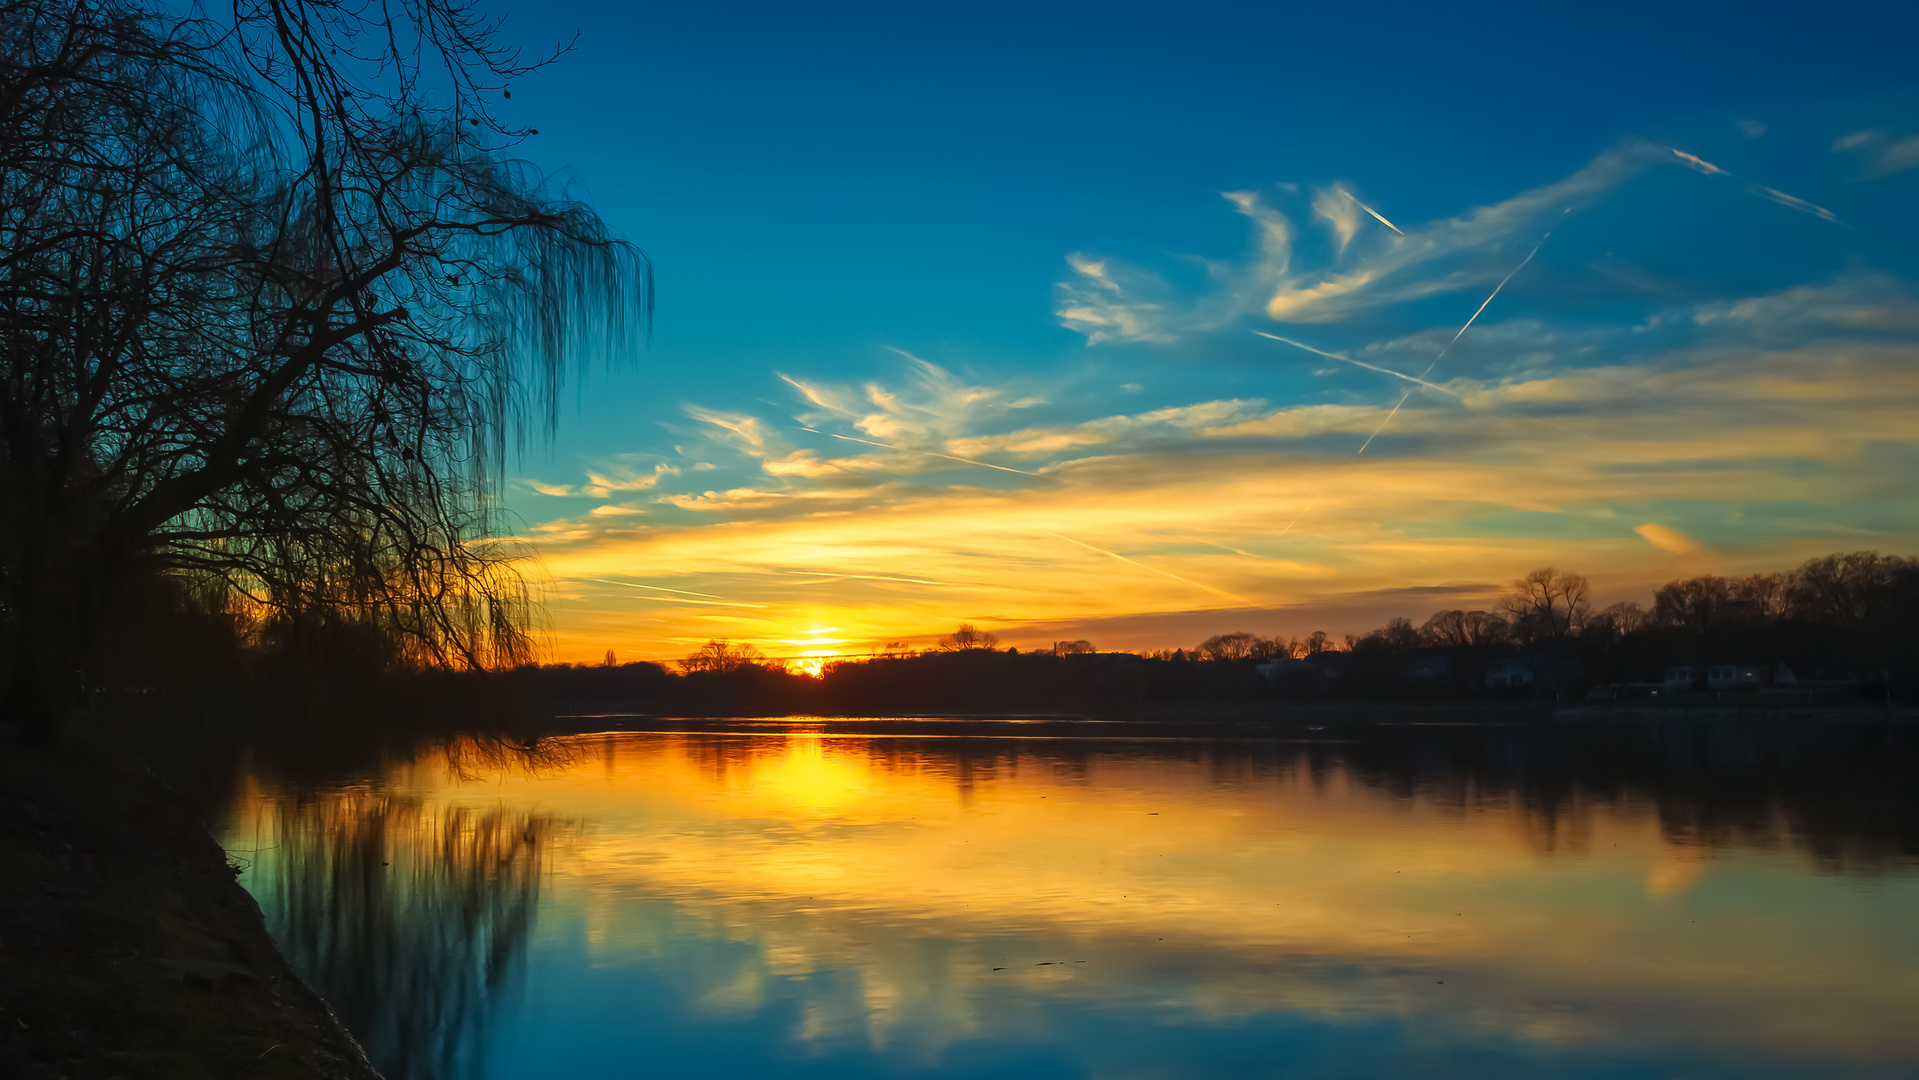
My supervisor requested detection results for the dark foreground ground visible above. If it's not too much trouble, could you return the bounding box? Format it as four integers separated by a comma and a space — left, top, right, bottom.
0, 725, 382, 1080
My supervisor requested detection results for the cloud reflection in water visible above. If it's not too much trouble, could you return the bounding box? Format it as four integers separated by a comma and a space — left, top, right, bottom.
227, 722, 1919, 1079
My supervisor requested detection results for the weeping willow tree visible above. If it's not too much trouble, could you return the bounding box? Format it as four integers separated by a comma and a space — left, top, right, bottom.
0, 0, 650, 741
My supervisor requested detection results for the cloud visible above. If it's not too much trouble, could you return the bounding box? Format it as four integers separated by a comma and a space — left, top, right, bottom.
1057, 140, 1670, 342
685, 407, 777, 456
1689, 276, 1919, 335
1311, 185, 1363, 254
781, 356, 1041, 445
1634, 524, 1705, 555
1833, 129, 1919, 178
527, 328, 1919, 662
526, 480, 573, 496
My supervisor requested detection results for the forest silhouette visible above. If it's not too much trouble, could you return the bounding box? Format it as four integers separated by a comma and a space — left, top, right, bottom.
538, 551, 1919, 718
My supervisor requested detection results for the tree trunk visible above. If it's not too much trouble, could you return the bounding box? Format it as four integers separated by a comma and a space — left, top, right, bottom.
3, 536, 90, 748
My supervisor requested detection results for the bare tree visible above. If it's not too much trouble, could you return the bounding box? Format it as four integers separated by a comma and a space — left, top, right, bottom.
938, 623, 999, 651
1787, 552, 1916, 628
1585, 601, 1651, 638
1197, 631, 1260, 662
678, 640, 765, 674
1050, 639, 1094, 656
1501, 568, 1590, 642
1418, 609, 1509, 647
0, 0, 650, 739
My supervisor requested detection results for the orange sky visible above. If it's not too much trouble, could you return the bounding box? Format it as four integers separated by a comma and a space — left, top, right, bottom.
519, 337, 1919, 665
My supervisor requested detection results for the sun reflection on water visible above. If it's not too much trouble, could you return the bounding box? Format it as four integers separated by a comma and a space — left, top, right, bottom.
226, 725, 1919, 1079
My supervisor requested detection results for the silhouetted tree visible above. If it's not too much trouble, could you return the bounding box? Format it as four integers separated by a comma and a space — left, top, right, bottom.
1197, 631, 1260, 662
1353, 617, 1420, 653
1050, 639, 1095, 656
1787, 552, 1916, 628
1653, 575, 1778, 630
0, 0, 649, 740
1418, 609, 1510, 647
1502, 568, 1590, 642
938, 623, 999, 651
678, 640, 766, 674
1583, 601, 1651, 641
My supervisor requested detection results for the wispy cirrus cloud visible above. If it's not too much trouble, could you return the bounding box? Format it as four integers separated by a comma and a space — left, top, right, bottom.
1057, 141, 1669, 342
1834, 129, 1919, 178
516, 125, 1911, 663
525, 310, 1919, 661
1056, 139, 1852, 345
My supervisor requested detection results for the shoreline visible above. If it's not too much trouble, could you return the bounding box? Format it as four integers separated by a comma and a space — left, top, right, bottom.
0, 729, 382, 1080
540, 702, 1918, 740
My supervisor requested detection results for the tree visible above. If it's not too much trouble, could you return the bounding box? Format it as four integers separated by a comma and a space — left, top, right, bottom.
938, 623, 998, 651
1050, 639, 1094, 656
0, 0, 650, 740
1197, 631, 1260, 662
1302, 630, 1332, 655
1584, 601, 1650, 639
1653, 576, 1735, 631
1418, 609, 1509, 647
1787, 552, 1916, 628
678, 640, 765, 674
1501, 568, 1590, 642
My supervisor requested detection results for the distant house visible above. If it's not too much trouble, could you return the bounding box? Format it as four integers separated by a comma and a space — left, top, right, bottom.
1663, 665, 1696, 691
1485, 658, 1533, 688
1706, 663, 1764, 690
1401, 650, 1452, 683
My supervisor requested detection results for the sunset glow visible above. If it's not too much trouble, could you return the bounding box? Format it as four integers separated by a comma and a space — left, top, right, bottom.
228, 733, 1919, 1063
502, 126, 1919, 664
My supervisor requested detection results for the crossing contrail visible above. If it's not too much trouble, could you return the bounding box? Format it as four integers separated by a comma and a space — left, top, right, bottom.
1048, 532, 1254, 605
1253, 331, 1460, 397
1355, 240, 1543, 455
590, 578, 765, 608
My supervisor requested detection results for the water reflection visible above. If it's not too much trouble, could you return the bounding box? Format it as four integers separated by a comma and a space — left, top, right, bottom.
229, 787, 576, 1080
224, 719, 1919, 1079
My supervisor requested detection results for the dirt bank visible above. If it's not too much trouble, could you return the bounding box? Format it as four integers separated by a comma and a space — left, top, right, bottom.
0, 730, 381, 1079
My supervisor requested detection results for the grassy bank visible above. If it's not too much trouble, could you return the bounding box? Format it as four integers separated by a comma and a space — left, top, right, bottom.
0, 728, 381, 1080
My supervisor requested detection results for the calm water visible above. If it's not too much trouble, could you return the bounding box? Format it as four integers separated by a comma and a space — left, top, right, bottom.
219, 718, 1919, 1079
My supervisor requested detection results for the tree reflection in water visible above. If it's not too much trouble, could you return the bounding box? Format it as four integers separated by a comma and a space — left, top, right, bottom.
248, 790, 573, 1080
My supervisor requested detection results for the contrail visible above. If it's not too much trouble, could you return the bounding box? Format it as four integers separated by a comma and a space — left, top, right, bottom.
590, 578, 764, 608
788, 571, 966, 587
1355, 241, 1542, 455
1423, 243, 1538, 376
1666, 147, 1845, 225
1047, 532, 1254, 605
1253, 331, 1460, 397
1256, 331, 1601, 446
798, 426, 1043, 477
1345, 189, 1405, 235
589, 578, 725, 599
1750, 184, 1844, 224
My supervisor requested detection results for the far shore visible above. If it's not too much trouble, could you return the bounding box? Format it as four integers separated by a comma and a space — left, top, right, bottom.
539, 702, 1919, 740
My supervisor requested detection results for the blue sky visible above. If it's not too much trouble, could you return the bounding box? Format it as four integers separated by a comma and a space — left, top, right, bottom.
479, 0, 1919, 663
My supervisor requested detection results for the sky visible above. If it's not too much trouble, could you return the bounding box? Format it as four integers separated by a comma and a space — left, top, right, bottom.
481, 0, 1919, 667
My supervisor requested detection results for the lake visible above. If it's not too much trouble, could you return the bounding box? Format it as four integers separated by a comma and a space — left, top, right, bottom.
219, 716, 1919, 1079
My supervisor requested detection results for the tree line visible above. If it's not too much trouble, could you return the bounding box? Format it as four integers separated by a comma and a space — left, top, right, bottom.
533, 550, 1919, 716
